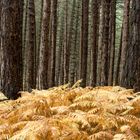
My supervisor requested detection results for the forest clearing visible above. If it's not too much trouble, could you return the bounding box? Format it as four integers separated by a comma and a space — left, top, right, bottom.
0, 81, 140, 139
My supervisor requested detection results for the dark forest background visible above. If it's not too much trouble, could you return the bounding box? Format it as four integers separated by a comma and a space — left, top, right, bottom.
0, 0, 140, 99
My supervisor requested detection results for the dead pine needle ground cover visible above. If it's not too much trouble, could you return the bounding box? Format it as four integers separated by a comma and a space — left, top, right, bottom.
0, 81, 140, 140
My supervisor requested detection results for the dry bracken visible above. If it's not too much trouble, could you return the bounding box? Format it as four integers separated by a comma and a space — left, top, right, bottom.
0, 82, 140, 139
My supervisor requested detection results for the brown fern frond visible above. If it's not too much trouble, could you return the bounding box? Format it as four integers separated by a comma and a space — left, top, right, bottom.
88, 131, 113, 140
68, 112, 91, 129
51, 106, 70, 115
113, 134, 127, 140
88, 108, 103, 114
69, 101, 99, 111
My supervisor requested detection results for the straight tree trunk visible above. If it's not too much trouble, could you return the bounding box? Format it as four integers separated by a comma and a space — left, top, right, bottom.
91, 0, 99, 87
0, 0, 23, 99
119, 0, 130, 85
64, 0, 69, 84
115, 26, 123, 85
124, 0, 140, 91
68, 0, 76, 85
50, 0, 58, 87
25, 0, 36, 90
97, 2, 103, 86
23, 0, 28, 89
0, 0, 1, 48
80, 0, 89, 87
134, 0, 140, 91
108, 0, 116, 85
100, 0, 111, 85
70, 0, 80, 85
37, 0, 51, 89
55, 12, 65, 86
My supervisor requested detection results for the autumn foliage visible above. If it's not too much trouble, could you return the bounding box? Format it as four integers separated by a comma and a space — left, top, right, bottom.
0, 81, 140, 139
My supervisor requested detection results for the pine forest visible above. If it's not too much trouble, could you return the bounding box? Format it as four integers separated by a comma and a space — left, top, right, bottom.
0, 0, 140, 139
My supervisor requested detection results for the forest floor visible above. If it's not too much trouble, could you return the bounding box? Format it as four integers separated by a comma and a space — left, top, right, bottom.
0, 82, 140, 140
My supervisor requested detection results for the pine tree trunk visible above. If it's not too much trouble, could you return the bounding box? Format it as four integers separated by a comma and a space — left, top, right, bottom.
100, 0, 111, 86
50, 0, 58, 87
97, 2, 103, 86
91, 0, 99, 87
108, 0, 116, 85
0, 0, 1, 48
134, 0, 140, 91
119, 0, 130, 86
0, 0, 23, 99
25, 0, 36, 90
23, 0, 29, 90
80, 0, 89, 87
36, 0, 43, 83
125, 0, 140, 91
55, 11, 65, 86
70, 0, 80, 85
64, 0, 69, 84
115, 26, 123, 85
37, 0, 51, 89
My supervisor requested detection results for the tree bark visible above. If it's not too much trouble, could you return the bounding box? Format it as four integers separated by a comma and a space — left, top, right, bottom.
108, 0, 116, 85
100, 0, 111, 86
25, 0, 36, 90
64, 0, 69, 84
37, 0, 51, 89
80, 0, 89, 87
119, 0, 130, 86
50, 0, 58, 87
0, 0, 23, 99
91, 0, 99, 87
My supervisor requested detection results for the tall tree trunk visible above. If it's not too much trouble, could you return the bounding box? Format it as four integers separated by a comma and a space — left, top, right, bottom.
37, 0, 51, 89
70, 0, 80, 85
36, 0, 43, 83
134, 0, 140, 91
115, 26, 123, 85
68, 0, 76, 85
100, 0, 111, 86
0, 0, 23, 99
91, 0, 99, 87
80, 0, 89, 87
0, 0, 1, 49
119, 0, 130, 86
55, 11, 65, 86
25, 0, 36, 90
124, 0, 140, 91
108, 0, 116, 85
23, 0, 28, 90
50, 0, 58, 87
64, 0, 69, 84
97, 2, 103, 86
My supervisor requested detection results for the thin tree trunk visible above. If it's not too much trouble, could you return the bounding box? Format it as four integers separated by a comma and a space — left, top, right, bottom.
37, 0, 51, 89
97, 3, 103, 86
115, 26, 123, 85
119, 0, 130, 85
100, 0, 110, 86
108, 0, 116, 85
50, 0, 58, 87
64, 0, 69, 84
55, 12, 65, 86
70, 0, 80, 85
23, 0, 29, 89
36, 0, 43, 84
25, 0, 36, 90
91, 0, 99, 87
80, 0, 89, 87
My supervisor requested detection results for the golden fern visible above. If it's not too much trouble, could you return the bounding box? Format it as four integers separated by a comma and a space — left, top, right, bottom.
0, 82, 140, 139
88, 131, 113, 140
